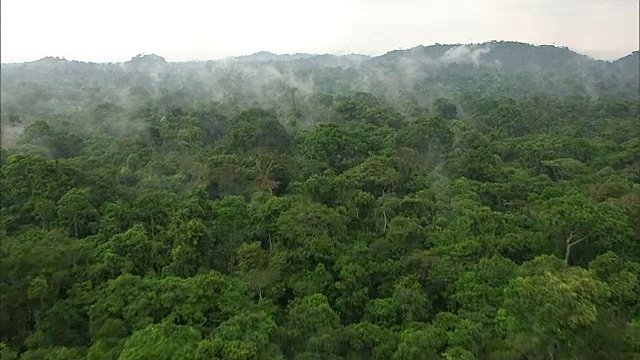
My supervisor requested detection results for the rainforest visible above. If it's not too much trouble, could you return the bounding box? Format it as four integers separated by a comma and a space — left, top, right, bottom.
1, 41, 639, 359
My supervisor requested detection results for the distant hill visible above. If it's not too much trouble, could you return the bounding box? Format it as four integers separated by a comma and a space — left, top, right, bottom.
225, 51, 371, 68
612, 51, 639, 73
1, 41, 638, 121
125, 54, 168, 66
218, 42, 633, 79
371, 41, 605, 73
2, 42, 634, 68
231, 51, 318, 62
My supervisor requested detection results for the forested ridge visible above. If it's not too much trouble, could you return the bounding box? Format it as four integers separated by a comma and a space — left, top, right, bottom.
1, 41, 639, 359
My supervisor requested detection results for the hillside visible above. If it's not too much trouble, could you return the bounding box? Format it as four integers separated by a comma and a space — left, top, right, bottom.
613, 50, 640, 74
1, 41, 639, 360
1, 42, 637, 129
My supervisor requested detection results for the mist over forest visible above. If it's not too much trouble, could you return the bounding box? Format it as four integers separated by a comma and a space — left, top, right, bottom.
2, 41, 638, 144
1, 40, 639, 360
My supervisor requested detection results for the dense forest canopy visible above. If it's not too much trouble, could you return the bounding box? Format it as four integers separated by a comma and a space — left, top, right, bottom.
2, 41, 639, 142
1, 41, 639, 360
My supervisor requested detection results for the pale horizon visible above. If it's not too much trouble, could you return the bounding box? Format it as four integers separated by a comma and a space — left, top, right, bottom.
1, 0, 638, 64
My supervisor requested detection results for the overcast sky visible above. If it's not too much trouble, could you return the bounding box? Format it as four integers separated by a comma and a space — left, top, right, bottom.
1, 0, 638, 63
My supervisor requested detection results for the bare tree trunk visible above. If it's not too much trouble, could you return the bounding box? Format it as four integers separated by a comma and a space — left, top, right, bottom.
32, 308, 40, 328
547, 342, 560, 360
383, 209, 388, 231
565, 232, 588, 264
381, 190, 388, 232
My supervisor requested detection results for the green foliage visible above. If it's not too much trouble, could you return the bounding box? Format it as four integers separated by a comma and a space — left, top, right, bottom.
497, 255, 612, 358
432, 98, 458, 120
1, 44, 639, 359
118, 323, 201, 360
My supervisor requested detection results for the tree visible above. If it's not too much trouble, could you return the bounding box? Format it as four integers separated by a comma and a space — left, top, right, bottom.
343, 156, 401, 198
339, 322, 398, 360
392, 275, 431, 323
235, 242, 278, 301
496, 255, 611, 359
392, 326, 447, 360
534, 190, 634, 266
224, 109, 292, 154
252, 152, 288, 195
56, 188, 97, 238
283, 294, 341, 358
209, 196, 253, 273
275, 201, 347, 270
432, 98, 458, 120
195, 311, 281, 360
106, 224, 169, 276
118, 322, 201, 360
334, 263, 371, 323
301, 123, 367, 173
